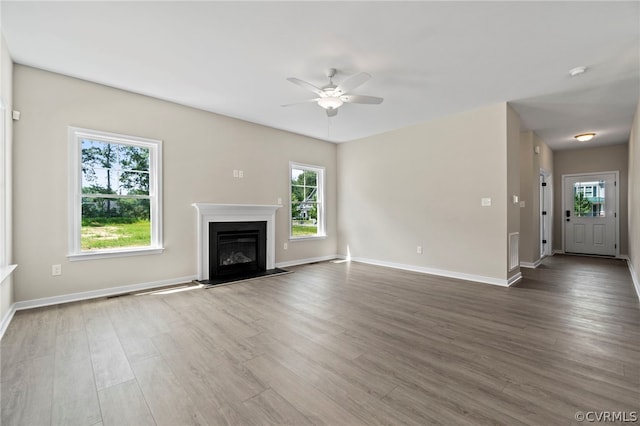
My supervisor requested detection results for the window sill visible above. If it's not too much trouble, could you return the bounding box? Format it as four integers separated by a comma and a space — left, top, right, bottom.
68, 247, 164, 262
0, 264, 17, 284
289, 235, 327, 241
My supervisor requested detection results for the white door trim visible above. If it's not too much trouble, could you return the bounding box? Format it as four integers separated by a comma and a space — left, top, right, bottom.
540, 169, 552, 259
561, 171, 620, 257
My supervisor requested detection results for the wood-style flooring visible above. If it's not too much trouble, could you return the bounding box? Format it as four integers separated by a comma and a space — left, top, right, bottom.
1, 255, 639, 425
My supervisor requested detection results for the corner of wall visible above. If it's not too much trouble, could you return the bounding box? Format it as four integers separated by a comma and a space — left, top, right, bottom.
628, 99, 640, 299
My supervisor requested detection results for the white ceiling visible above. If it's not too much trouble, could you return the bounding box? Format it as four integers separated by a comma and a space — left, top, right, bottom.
2, 1, 639, 150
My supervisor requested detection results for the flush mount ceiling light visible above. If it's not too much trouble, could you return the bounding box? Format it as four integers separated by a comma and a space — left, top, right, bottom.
569, 66, 587, 77
575, 132, 596, 142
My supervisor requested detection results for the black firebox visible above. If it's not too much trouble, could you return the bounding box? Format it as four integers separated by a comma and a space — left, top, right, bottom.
209, 221, 267, 279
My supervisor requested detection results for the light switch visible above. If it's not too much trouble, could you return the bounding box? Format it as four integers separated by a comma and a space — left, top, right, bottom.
481, 197, 492, 207
513, 195, 519, 204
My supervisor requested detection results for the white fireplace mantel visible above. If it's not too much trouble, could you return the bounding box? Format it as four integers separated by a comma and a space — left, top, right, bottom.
192, 203, 281, 280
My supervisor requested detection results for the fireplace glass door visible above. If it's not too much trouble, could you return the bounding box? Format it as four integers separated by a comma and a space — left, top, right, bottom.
209, 221, 267, 278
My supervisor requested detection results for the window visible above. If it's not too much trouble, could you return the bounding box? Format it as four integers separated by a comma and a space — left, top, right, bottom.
68, 127, 162, 260
290, 162, 325, 239
573, 180, 605, 218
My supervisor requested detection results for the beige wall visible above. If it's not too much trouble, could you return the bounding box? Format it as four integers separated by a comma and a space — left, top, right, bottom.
553, 144, 629, 255
0, 34, 14, 321
338, 102, 518, 283
519, 130, 553, 264
13, 65, 337, 302
628, 101, 640, 296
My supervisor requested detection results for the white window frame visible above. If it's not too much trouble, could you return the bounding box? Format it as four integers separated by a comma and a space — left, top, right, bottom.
0, 97, 17, 282
289, 162, 326, 240
68, 127, 163, 261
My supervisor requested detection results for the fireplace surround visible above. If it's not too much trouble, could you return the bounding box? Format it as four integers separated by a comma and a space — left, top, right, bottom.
192, 203, 281, 281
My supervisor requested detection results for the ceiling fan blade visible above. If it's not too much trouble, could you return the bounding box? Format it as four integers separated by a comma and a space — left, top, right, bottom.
286, 77, 325, 97
341, 94, 384, 104
326, 108, 338, 118
281, 98, 321, 107
334, 72, 371, 95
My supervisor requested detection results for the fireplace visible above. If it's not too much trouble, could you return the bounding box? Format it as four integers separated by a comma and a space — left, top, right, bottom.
192, 203, 281, 282
209, 221, 266, 278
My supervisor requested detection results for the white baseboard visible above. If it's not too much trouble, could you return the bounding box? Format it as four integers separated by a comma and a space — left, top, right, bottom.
553, 249, 564, 255
13, 275, 198, 311
276, 255, 339, 269
0, 303, 16, 340
508, 272, 523, 286
520, 259, 542, 269
628, 260, 640, 301
343, 255, 518, 287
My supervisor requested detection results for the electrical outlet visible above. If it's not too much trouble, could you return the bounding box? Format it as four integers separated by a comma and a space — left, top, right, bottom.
481, 197, 492, 207
417, 246, 423, 254
52, 264, 62, 276
239, 170, 244, 178
283, 242, 288, 250
233, 169, 239, 178
277, 197, 282, 205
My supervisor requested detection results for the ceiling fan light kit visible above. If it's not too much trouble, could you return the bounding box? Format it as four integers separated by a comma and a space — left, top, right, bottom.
317, 97, 344, 110
284, 68, 383, 117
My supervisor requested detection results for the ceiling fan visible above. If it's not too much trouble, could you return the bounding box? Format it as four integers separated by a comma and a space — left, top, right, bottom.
283, 68, 383, 117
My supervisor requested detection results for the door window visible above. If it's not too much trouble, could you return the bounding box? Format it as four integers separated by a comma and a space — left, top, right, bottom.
573, 180, 605, 217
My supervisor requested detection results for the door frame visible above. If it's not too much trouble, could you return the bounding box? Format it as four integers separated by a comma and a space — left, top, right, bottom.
539, 169, 552, 259
561, 171, 620, 257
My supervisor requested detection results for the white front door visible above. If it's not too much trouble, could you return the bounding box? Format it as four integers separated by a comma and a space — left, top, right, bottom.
563, 173, 617, 256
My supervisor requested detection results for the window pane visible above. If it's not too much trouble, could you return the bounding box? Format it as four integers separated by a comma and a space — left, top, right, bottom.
82, 140, 150, 196
118, 170, 150, 195
573, 181, 605, 217
82, 168, 116, 194
81, 197, 151, 250
303, 171, 317, 186
119, 145, 149, 172
304, 187, 317, 201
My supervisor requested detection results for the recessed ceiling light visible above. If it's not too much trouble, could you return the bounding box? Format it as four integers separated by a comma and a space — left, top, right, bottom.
575, 132, 596, 142
569, 66, 587, 77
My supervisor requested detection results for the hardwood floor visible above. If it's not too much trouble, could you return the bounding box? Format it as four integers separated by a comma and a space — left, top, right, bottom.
1, 255, 638, 425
